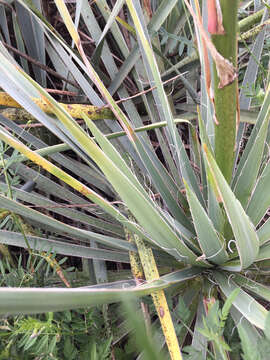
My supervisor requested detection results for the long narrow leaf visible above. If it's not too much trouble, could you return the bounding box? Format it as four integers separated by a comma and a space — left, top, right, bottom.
0, 183, 123, 236
10, 69, 202, 263
233, 80, 270, 187
203, 145, 259, 269
84, 114, 193, 231
0, 126, 150, 242
247, 159, 270, 226
126, 0, 204, 205
0, 194, 132, 252
214, 271, 268, 330
0, 231, 129, 263
184, 179, 228, 264
0, 267, 202, 315
257, 219, 270, 245
233, 274, 270, 303
233, 83, 270, 208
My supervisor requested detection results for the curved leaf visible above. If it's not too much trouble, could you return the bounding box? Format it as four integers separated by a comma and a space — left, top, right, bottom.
203, 145, 259, 269
214, 271, 268, 330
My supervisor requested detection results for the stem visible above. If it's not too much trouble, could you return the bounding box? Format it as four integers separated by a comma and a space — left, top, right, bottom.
0, 92, 114, 120
212, 0, 238, 183
239, 19, 270, 42
238, 8, 264, 33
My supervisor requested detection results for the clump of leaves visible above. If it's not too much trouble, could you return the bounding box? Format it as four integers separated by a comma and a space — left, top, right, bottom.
0, 1, 269, 359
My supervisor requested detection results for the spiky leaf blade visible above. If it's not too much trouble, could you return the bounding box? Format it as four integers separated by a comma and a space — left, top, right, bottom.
203, 145, 259, 269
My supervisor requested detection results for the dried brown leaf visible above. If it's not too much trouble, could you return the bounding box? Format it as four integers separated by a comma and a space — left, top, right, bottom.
183, 0, 237, 88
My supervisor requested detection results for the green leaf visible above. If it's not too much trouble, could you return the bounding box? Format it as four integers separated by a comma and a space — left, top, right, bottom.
108, 0, 179, 95
247, 160, 270, 226
0, 194, 133, 252
84, 113, 193, 231
220, 288, 240, 328
15, 1, 46, 85
214, 271, 268, 329
125, 0, 204, 206
191, 296, 207, 359
264, 311, 270, 340
95, 0, 125, 48
237, 325, 261, 360
233, 82, 270, 187
0, 126, 153, 245
23, 334, 38, 351
257, 219, 270, 245
233, 84, 270, 209
233, 274, 270, 303
184, 179, 228, 265
182, 346, 205, 360
0, 230, 130, 263
35, 334, 49, 354
0, 267, 202, 314
203, 144, 259, 269
122, 299, 166, 360
0, 182, 123, 237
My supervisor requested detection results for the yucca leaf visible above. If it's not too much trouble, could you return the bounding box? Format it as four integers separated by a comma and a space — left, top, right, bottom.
214, 271, 268, 330
0, 183, 123, 237
7, 70, 201, 262
233, 83, 270, 208
0, 267, 202, 314
126, 0, 204, 206
0, 231, 129, 263
1, 159, 114, 222
46, 35, 104, 105
184, 179, 228, 265
95, 0, 125, 48
0, 119, 202, 263
235, 6, 269, 162
197, 108, 225, 232
257, 219, 270, 245
0, 126, 152, 243
203, 145, 259, 269
52, 0, 201, 225
233, 274, 270, 303
83, 114, 151, 198
233, 81, 270, 188
108, 0, 179, 95
0, 194, 132, 252
93, 0, 130, 58
0, 52, 92, 164
84, 114, 193, 231
255, 242, 270, 263
14, 0, 105, 108
264, 312, 270, 340
247, 159, 270, 226
220, 260, 242, 272
15, 1, 46, 86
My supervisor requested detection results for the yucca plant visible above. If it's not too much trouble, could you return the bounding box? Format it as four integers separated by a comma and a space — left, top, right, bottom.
0, 0, 269, 358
